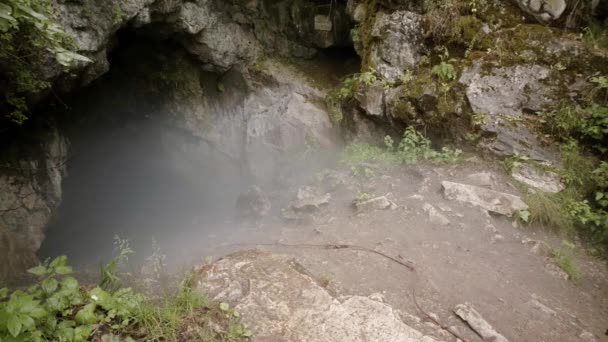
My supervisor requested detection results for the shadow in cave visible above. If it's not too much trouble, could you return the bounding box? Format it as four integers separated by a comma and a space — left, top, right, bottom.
38, 30, 252, 269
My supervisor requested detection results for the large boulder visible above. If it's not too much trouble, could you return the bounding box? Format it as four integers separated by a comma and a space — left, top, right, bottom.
512, 0, 567, 22
458, 51, 556, 162
369, 11, 424, 81
441, 181, 528, 216
195, 250, 440, 341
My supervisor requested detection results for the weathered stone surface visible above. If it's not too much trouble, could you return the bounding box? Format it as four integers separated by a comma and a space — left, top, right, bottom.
459, 61, 559, 161
459, 62, 552, 117
512, 0, 567, 22
36, 0, 353, 98
454, 303, 509, 342
160, 58, 340, 185
292, 186, 331, 212
355, 196, 394, 212
0, 128, 69, 279
512, 164, 564, 193
441, 181, 528, 216
354, 81, 385, 116
196, 250, 439, 341
466, 172, 496, 189
423, 203, 450, 226
369, 11, 423, 81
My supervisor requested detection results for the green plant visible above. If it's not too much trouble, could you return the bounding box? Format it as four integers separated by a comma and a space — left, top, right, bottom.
431, 61, 457, 82
550, 241, 579, 281
0, 256, 143, 341
340, 128, 461, 167
111, 1, 122, 24
524, 191, 575, 233
582, 19, 608, 50
431, 47, 458, 85
354, 192, 373, 204
0, 0, 92, 123
394, 127, 461, 163
100, 235, 134, 293
136, 276, 251, 341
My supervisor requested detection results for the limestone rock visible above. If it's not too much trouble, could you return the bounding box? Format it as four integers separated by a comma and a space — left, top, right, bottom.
369, 11, 424, 81
512, 0, 567, 22
355, 196, 394, 212
454, 303, 509, 342
354, 81, 385, 116
512, 164, 564, 193
441, 181, 528, 216
466, 172, 496, 189
459, 61, 558, 162
0, 128, 69, 280
292, 186, 331, 212
423, 203, 450, 226
195, 250, 440, 341
459, 62, 552, 117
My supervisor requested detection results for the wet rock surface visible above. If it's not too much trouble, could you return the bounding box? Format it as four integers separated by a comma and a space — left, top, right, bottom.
195, 250, 440, 342
368, 11, 423, 81
0, 129, 69, 279
441, 181, 529, 216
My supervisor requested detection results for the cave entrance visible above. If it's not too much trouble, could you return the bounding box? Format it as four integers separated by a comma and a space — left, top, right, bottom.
38, 30, 257, 270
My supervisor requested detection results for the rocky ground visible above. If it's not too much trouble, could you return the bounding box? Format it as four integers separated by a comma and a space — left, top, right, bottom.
192, 159, 608, 342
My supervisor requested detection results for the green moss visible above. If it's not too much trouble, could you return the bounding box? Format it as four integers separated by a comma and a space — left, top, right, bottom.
359, 0, 378, 70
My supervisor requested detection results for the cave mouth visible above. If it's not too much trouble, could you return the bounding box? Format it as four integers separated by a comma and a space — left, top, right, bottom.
37, 29, 354, 272
39, 32, 247, 270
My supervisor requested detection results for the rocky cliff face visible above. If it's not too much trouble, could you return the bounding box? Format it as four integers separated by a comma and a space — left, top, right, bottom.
1, 0, 350, 279
50, 0, 352, 92
0, 129, 69, 280
343, 0, 607, 162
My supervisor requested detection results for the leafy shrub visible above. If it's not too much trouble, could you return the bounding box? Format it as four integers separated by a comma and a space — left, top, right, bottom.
340, 127, 461, 166
0, 0, 91, 124
431, 62, 457, 82
0, 254, 252, 342
550, 241, 579, 281
0, 255, 142, 341
326, 71, 378, 124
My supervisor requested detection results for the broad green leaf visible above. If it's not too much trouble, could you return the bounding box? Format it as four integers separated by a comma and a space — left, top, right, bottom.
7, 315, 22, 337
75, 303, 97, 324
27, 265, 48, 276
50, 256, 68, 269
42, 278, 58, 294
89, 287, 112, 309
15, 4, 47, 21
74, 324, 92, 341
54, 265, 73, 275
21, 315, 35, 331
60, 277, 79, 291
29, 307, 46, 319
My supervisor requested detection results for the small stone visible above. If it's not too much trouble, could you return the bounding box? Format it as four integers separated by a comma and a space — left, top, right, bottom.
454, 303, 509, 342
355, 196, 393, 212
423, 203, 450, 226
466, 172, 495, 188
579, 330, 596, 342
292, 186, 331, 212
491, 234, 505, 243
527, 299, 557, 317
442, 181, 528, 217
512, 164, 564, 193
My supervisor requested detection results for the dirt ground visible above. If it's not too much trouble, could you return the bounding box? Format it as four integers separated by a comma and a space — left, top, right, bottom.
199, 159, 608, 342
